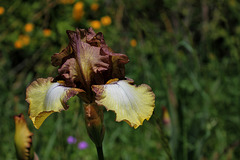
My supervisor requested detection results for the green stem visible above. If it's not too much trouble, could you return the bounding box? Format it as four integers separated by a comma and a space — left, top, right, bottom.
156, 117, 173, 160
96, 146, 104, 160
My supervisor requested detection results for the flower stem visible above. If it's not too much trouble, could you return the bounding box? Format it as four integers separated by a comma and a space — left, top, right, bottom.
155, 117, 173, 160
96, 146, 104, 160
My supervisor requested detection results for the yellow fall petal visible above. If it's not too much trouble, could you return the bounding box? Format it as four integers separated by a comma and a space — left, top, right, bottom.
92, 80, 155, 129
26, 77, 83, 129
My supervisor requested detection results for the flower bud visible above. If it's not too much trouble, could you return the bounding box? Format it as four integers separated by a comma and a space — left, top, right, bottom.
14, 114, 34, 160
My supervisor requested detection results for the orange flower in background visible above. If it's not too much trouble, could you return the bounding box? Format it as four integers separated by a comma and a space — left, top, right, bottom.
24, 23, 34, 32
0, 6, 5, 15
14, 40, 23, 49
14, 35, 31, 49
91, 3, 99, 11
101, 16, 112, 26
130, 39, 137, 47
90, 20, 101, 29
74, 1, 84, 10
19, 35, 30, 46
43, 29, 52, 37
72, 2, 84, 21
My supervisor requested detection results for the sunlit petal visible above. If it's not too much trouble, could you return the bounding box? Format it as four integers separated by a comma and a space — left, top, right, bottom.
92, 80, 155, 129
26, 77, 84, 129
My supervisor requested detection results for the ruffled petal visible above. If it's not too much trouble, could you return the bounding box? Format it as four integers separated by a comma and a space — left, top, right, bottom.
84, 30, 129, 80
67, 29, 110, 92
57, 58, 80, 87
51, 28, 130, 97
51, 28, 130, 102
51, 28, 96, 68
51, 45, 73, 67
111, 53, 129, 79
26, 77, 84, 129
92, 80, 155, 129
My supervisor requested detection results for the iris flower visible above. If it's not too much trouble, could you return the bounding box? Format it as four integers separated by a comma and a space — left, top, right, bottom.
26, 28, 155, 147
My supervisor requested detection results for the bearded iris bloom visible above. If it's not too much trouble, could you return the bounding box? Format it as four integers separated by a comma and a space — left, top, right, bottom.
26, 28, 155, 157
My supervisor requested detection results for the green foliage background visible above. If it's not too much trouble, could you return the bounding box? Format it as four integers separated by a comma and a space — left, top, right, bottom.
0, 0, 239, 159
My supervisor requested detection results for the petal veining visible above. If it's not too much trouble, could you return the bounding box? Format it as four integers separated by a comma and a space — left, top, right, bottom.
26, 77, 83, 129
92, 80, 155, 129
44, 82, 69, 110
67, 29, 110, 92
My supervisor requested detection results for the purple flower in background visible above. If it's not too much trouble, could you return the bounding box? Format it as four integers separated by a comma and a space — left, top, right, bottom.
78, 141, 88, 150
67, 136, 77, 144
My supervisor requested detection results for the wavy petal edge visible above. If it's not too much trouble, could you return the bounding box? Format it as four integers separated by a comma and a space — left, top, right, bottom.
26, 77, 84, 129
92, 80, 155, 129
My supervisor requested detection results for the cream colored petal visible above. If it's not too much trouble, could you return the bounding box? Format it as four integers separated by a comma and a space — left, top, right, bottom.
26, 77, 83, 129
92, 80, 155, 129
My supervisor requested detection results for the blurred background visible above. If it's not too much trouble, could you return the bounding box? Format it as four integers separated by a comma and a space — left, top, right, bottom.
0, 0, 239, 159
